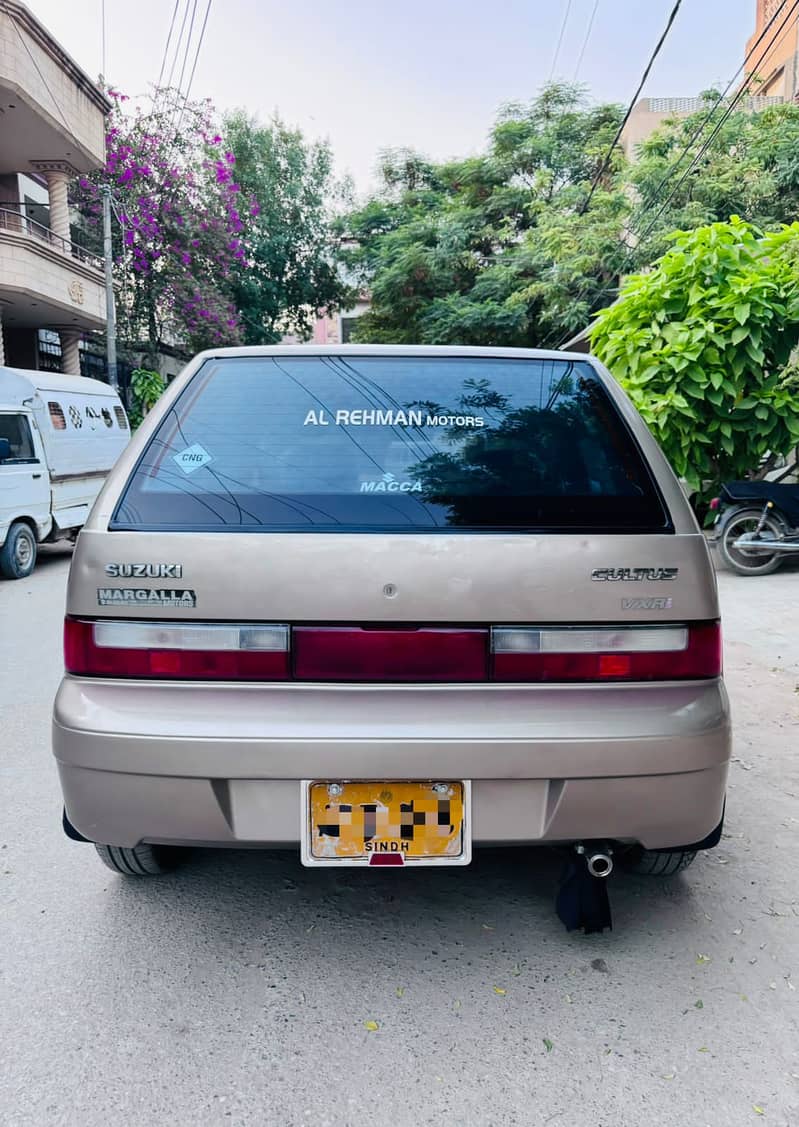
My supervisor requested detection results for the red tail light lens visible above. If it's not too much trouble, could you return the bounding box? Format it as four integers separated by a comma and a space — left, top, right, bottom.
293, 627, 488, 682
491, 623, 721, 682
64, 618, 290, 680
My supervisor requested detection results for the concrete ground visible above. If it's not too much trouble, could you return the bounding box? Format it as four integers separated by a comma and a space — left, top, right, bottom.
0, 545, 797, 1127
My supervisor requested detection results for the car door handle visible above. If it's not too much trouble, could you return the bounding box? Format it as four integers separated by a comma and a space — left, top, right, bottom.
32, 472, 42, 479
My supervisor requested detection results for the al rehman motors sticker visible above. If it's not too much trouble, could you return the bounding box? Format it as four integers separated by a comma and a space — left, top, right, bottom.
97, 588, 196, 607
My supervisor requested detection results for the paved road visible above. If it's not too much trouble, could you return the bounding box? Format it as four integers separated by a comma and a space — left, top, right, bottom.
1, 546, 797, 1127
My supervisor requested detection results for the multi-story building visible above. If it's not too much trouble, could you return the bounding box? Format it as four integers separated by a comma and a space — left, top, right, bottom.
745, 0, 799, 98
620, 94, 784, 161
0, 0, 109, 375
620, 1, 797, 160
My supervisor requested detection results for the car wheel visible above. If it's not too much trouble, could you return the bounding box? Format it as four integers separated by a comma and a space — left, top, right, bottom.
621, 847, 697, 876
719, 510, 784, 575
0, 521, 38, 579
94, 843, 182, 876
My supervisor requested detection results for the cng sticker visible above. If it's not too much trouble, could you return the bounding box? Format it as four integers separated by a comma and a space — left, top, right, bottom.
173, 444, 213, 474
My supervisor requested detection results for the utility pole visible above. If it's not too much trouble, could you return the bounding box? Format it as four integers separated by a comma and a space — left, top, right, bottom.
102, 184, 118, 391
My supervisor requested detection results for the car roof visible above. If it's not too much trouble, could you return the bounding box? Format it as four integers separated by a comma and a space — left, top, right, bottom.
188, 344, 591, 363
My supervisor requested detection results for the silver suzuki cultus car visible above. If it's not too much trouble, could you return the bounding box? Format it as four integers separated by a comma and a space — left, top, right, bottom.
54, 346, 730, 927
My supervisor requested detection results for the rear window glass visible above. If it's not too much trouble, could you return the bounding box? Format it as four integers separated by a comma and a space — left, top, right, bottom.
111, 356, 670, 533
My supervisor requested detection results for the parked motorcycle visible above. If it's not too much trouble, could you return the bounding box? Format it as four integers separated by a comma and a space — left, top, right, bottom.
713, 465, 799, 575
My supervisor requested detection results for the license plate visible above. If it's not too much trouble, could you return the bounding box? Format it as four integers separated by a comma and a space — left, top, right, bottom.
300, 780, 471, 867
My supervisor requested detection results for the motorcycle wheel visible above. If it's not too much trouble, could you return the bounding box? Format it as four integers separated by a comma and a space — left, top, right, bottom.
719, 509, 785, 576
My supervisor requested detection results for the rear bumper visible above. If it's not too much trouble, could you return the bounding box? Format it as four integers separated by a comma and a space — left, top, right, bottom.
53, 676, 731, 851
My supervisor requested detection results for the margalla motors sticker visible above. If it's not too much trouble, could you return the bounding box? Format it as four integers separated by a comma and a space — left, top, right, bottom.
97, 588, 196, 608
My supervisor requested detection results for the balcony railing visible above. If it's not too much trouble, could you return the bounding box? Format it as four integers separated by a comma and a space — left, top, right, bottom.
0, 206, 103, 272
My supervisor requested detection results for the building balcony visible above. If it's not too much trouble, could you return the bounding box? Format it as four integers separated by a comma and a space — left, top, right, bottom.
0, 203, 105, 334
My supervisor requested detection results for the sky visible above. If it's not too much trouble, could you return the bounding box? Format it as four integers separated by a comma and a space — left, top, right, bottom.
27, 0, 756, 194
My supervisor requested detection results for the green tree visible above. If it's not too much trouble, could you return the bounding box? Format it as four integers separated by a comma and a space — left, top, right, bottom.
629, 98, 799, 264
345, 84, 631, 348
224, 112, 353, 343
590, 217, 799, 495
72, 87, 247, 365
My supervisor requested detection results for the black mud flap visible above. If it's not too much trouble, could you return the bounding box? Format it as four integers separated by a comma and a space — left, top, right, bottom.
556, 855, 612, 935
62, 807, 92, 843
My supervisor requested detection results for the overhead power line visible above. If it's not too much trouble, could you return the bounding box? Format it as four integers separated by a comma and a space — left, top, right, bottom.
555, 0, 799, 349
174, 0, 213, 134
638, 0, 797, 217
579, 0, 684, 214
164, 0, 192, 93
156, 1, 181, 89
573, 0, 600, 82
549, 0, 573, 82
632, 0, 799, 246
175, 0, 199, 99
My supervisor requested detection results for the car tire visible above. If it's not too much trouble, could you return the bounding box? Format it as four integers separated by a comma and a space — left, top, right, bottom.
719, 509, 784, 576
621, 848, 697, 876
0, 521, 38, 579
94, 843, 181, 876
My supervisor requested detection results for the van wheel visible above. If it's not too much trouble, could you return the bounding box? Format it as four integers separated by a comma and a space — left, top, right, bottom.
0, 522, 38, 579
621, 848, 697, 876
94, 843, 181, 876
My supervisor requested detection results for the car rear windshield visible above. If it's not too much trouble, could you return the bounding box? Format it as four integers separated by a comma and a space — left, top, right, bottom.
111, 355, 671, 533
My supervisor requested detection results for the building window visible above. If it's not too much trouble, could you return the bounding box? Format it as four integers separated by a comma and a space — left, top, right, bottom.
114, 406, 129, 430
48, 402, 67, 429
37, 329, 62, 373
340, 316, 361, 343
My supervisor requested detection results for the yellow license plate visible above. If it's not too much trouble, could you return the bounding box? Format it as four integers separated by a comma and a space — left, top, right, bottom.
301, 781, 470, 867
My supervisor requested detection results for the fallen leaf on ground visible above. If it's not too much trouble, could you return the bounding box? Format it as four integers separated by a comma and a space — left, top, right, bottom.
565, 994, 573, 1004
543, 1038, 553, 1052
753, 1106, 764, 1116
733, 927, 743, 936
661, 1073, 676, 1080
694, 1000, 704, 1009
395, 987, 405, 998
493, 986, 506, 996
364, 1020, 379, 1032
454, 999, 462, 1010
696, 954, 711, 965
511, 964, 521, 976
698, 1046, 709, 1053
482, 924, 495, 931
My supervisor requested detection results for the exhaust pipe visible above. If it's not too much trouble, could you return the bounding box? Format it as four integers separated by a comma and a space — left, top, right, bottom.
575, 842, 614, 878
587, 851, 613, 878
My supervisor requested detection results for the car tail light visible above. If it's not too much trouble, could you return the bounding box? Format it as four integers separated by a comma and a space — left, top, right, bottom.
293, 627, 488, 682
64, 618, 290, 680
491, 623, 721, 682
64, 619, 721, 683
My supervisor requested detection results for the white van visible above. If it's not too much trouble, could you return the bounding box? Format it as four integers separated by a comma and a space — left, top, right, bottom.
0, 366, 130, 579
